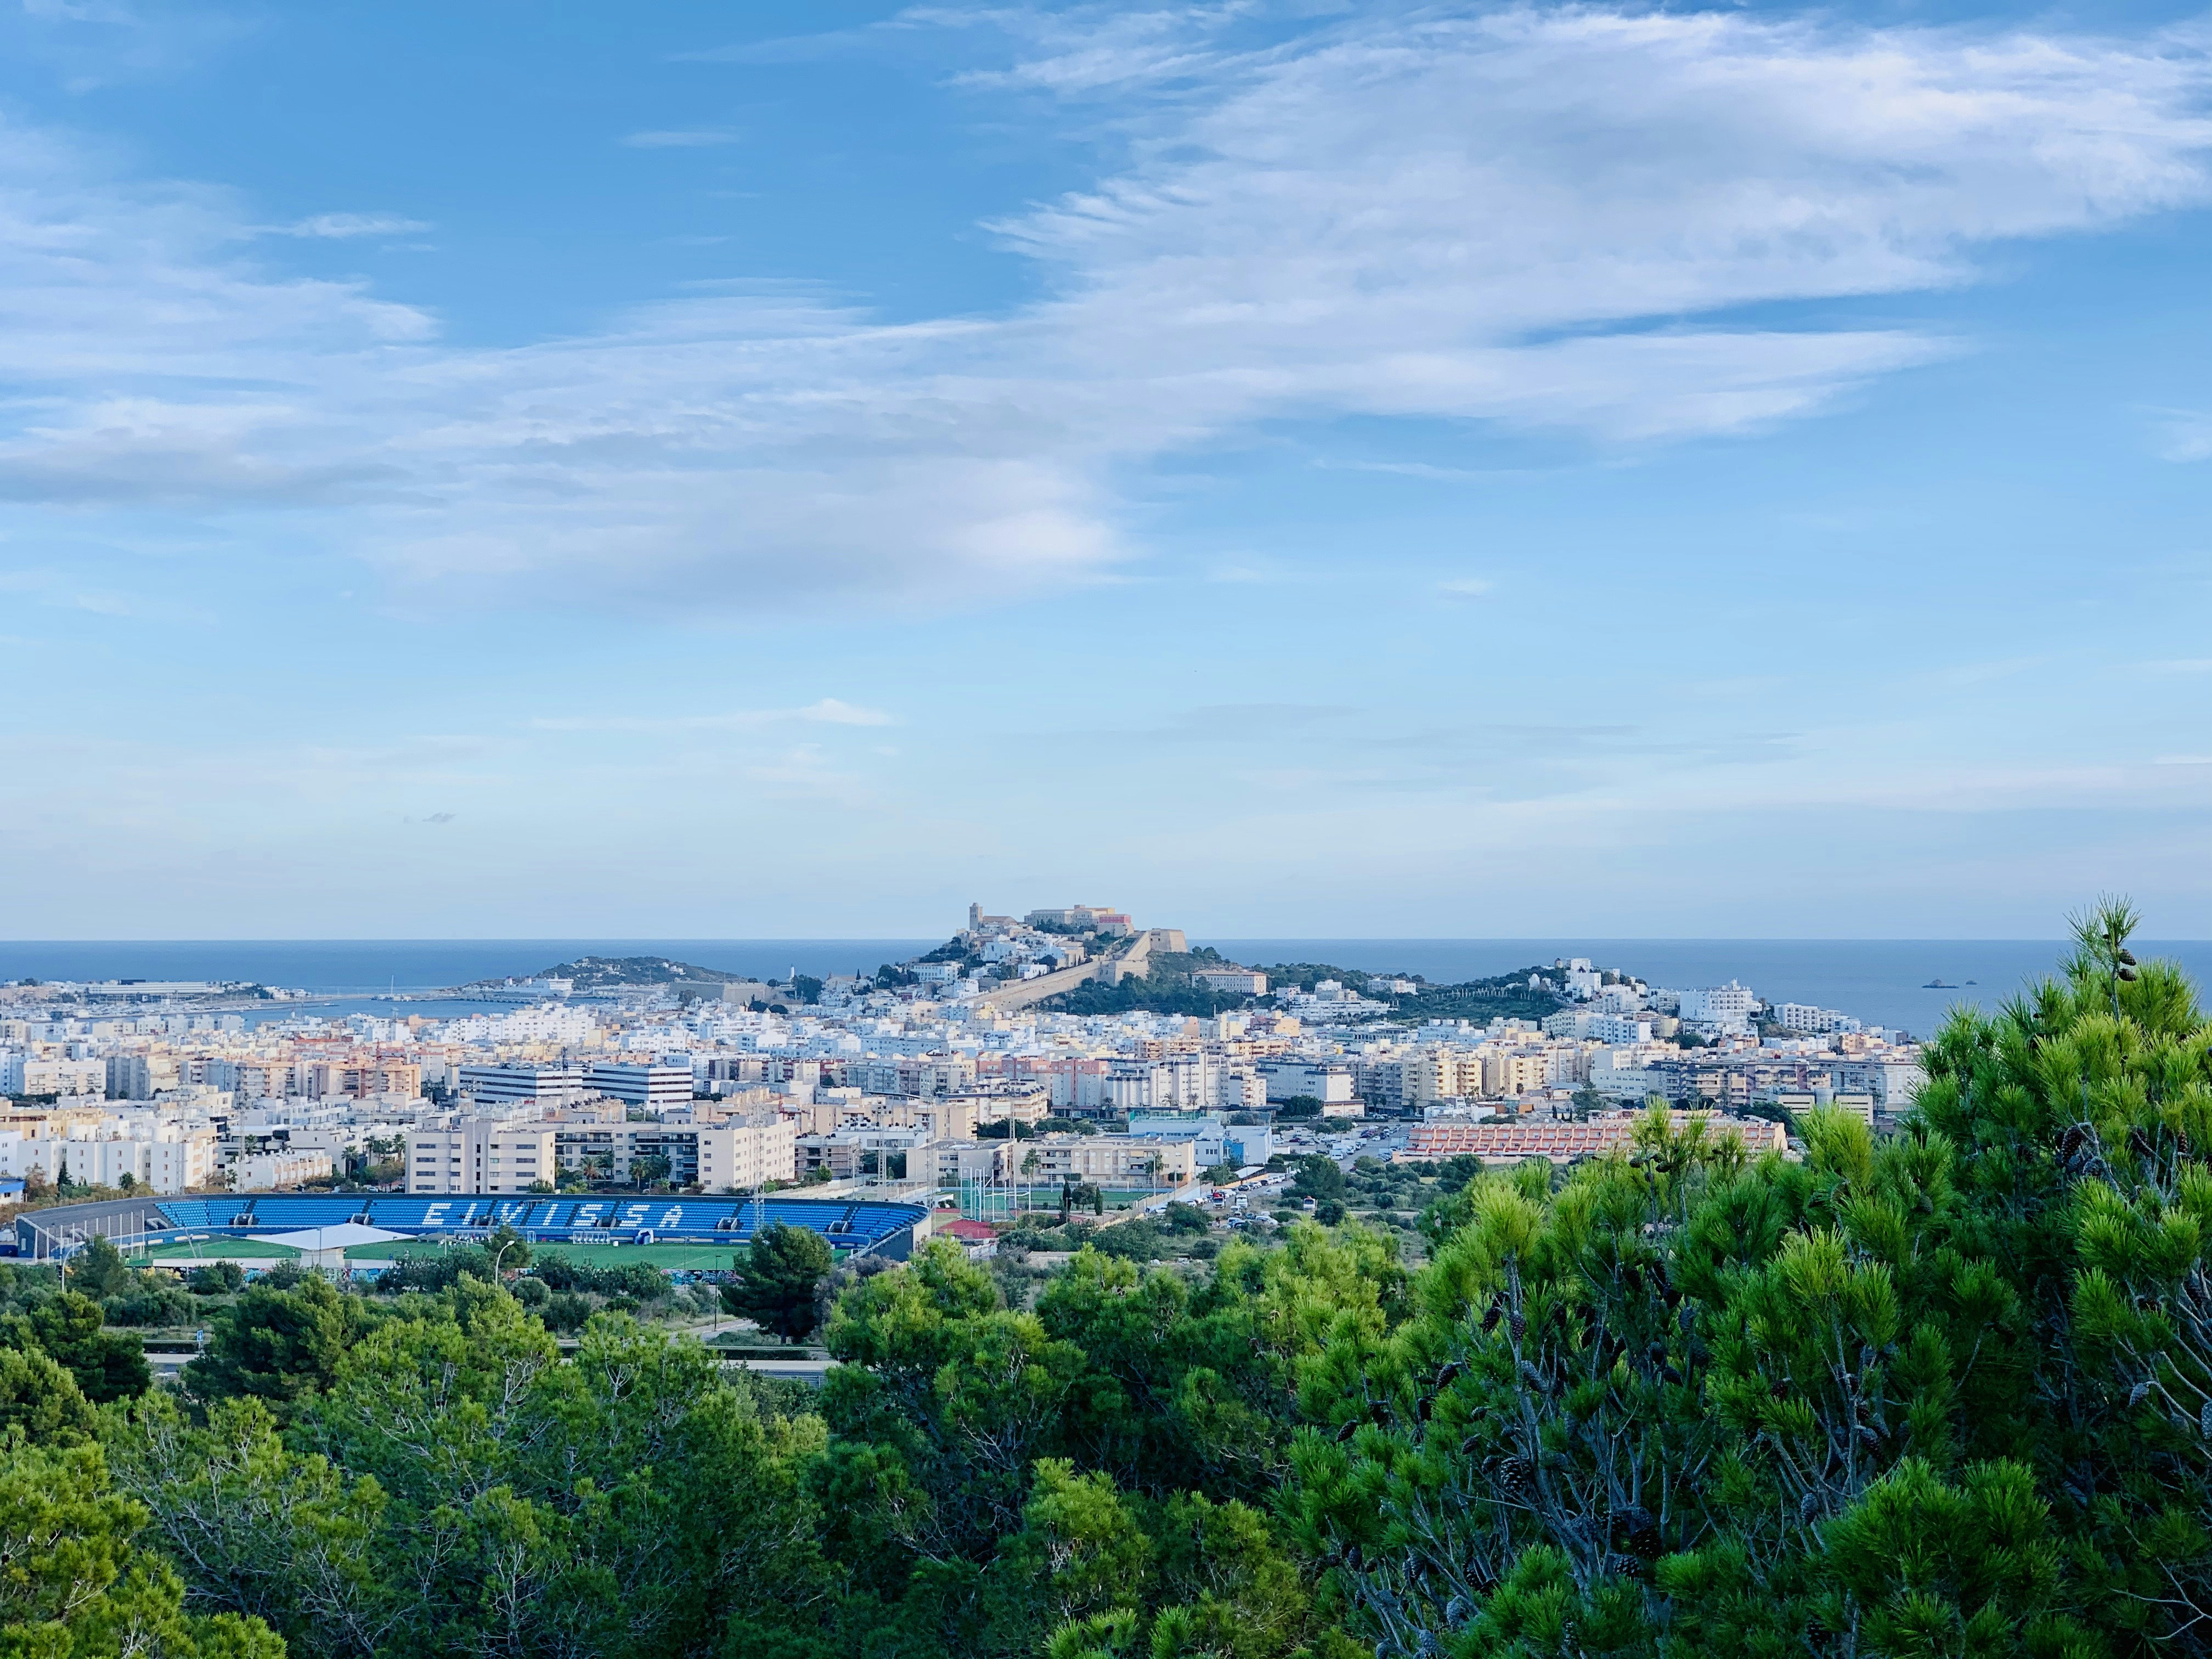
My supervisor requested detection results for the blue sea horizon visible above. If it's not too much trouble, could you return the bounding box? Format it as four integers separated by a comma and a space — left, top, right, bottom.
3, 935, 2206, 1043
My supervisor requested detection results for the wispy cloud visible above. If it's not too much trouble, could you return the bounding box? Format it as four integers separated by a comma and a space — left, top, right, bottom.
1438, 578, 1493, 600
530, 698, 895, 733
0, 8, 2204, 613
275, 212, 432, 239
622, 129, 741, 148
672, 26, 887, 66
925, 1, 1259, 93
1317, 458, 1517, 482
2152, 409, 2212, 461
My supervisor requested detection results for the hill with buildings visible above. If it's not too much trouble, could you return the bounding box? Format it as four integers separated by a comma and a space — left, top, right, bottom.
486, 956, 749, 991
1034, 950, 1577, 1024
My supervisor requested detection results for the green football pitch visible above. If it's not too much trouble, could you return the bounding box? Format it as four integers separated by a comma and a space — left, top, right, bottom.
341, 1239, 743, 1271
132, 1238, 753, 1272
134, 1239, 300, 1261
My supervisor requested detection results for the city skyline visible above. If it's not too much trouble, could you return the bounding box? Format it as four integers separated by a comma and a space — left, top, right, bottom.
3, 1, 2211, 936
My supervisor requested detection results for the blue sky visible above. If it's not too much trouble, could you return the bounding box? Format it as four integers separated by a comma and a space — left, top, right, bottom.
3, 0, 2212, 940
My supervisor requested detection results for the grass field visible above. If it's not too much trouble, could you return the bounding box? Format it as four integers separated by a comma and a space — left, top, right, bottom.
341, 1239, 744, 1272
135, 1239, 300, 1261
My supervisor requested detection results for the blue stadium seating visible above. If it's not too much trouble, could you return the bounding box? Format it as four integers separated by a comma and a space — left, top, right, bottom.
145, 1192, 924, 1251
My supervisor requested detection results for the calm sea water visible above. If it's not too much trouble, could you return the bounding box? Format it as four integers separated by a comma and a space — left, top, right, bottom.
3, 936, 2204, 1044
1206, 939, 2212, 1042
0, 940, 936, 1027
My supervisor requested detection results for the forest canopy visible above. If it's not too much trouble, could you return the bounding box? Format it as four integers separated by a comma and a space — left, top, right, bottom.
5, 903, 2212, 1657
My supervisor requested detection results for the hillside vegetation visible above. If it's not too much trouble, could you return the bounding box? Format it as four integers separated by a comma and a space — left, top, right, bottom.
512, 955, 748, 989
5, 904, 2212, 1657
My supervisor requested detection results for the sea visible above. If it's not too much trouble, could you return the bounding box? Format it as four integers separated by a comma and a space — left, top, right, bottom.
4, 936, 2209, 1042
0, 940, 935, 1028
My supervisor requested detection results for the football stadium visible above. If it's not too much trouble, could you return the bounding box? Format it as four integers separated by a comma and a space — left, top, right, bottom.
9, 1190, 933, 1271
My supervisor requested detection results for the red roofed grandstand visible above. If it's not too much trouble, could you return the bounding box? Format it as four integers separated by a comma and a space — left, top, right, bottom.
1397, 1113, 1786, 1165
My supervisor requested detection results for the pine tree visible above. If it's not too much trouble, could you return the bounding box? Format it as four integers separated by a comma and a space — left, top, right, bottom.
722, 1220, 836, 1342
1288, 901, 2212, 1657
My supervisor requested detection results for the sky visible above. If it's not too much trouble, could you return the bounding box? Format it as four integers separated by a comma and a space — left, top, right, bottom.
2, 0, 2211, 940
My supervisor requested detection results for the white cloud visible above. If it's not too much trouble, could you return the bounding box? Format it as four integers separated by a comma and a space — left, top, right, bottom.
622, 129, 741, 148
2152, 408, 2212, 461
1438, 577, 1492, 599
926, 2, 1259, 92
276, 212, 432, 239
0, 7, 2204, 610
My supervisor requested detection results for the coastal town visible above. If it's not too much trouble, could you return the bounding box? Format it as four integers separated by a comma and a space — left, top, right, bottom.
0, 905, 1927, 1225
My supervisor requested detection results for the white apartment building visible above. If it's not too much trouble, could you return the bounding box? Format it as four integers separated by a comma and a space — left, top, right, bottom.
105, 1055, 155, 1100
1543, 1009, 1654, 1046
1775, 1003, 1861, 1036
1, 1056, 108, 1098
232, 1149, 336, 1191
407, 1120, 562, 1194
1212, 1067, 1265, 1110
1678, 983, 1758, 1035
945, 1088, 1051, 1130
1832, 1054, 1928, 1110
1362, 1047, 1494, 1111
583, 1062, 693, 1112
930, 1138, 1008, 1186
1256, 1060, 1356, 1104
696, 1117, 797, 1190
1019, 1133, 1198, 1187
407, 1115, 795, 1194
795, 1124, 933, 1180
229, 1061, 295, 1102
458, 1064, 584, 1109
1480, 1045, 1585, 1098
1104, 1057, 1207, 1115
0, 1128, 216, 1193
912, 1057, 979, 1097
1588, 1048, 1668, 1101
